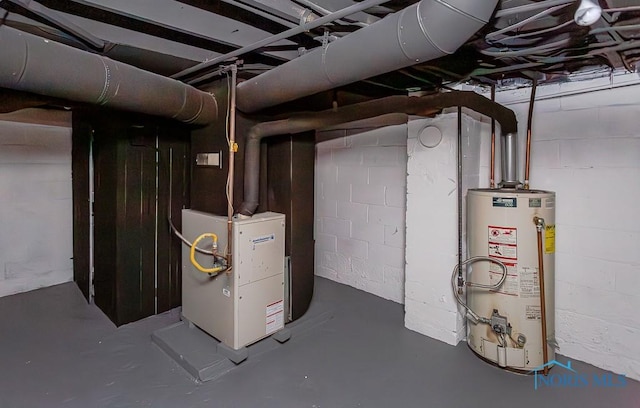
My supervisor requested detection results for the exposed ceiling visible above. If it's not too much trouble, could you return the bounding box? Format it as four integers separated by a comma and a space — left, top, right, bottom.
1, 0, 640, 111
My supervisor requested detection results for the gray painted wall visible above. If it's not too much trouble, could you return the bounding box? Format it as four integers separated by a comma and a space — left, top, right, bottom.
0, 112, 73, 297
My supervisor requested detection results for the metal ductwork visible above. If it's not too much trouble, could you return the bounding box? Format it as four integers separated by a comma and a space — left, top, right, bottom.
236, 0, 499, 113
237, 90, 517, 216
0, 26, 218, 125
501, 132, 520, 187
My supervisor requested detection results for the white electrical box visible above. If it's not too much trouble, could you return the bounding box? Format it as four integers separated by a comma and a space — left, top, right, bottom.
181, 210, 286, 350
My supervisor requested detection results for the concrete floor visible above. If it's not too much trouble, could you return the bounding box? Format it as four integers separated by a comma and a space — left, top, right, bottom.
1, 277, 638, 408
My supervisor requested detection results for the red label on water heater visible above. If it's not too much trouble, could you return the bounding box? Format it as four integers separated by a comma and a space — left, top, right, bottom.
488, 226, 517, 261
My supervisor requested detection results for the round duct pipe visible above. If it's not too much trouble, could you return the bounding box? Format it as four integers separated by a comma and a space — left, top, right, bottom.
237, 91, 517, 216
0, 26, 218, 125
236, 0, 499, 113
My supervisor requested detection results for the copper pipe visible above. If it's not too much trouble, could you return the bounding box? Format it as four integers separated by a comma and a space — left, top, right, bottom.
534, 216, 549, 376
457, 106, 463, 293
490, 85, 496, 189
226, 65, 238, 271
524, 78, 537, 190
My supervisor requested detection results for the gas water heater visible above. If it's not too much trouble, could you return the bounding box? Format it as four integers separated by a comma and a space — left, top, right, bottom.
464, 189, 555, 371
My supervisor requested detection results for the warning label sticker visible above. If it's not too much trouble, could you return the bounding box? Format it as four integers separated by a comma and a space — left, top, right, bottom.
488, 243, 517, 260
545, 225, 556, 254
488, 226, 517, 261
519, 267, 540, 299
488, 226, 517, 245
489, 262, 518, 296
526, 305, 541, 320
266, 300, 284, 335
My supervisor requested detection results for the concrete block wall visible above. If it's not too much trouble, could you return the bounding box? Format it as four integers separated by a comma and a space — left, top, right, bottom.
315, 124, 407, 303
485, 76, 640, 380
0, 116, 73, 297
404, 113, 488, 345
313, 74, 639, 381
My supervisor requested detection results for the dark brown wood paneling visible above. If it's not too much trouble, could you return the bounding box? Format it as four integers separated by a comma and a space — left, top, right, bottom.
266, 133, 315, 320
114, 127, 157, 322
74, 109, 190, 326
71, 115, 92, 302
92, 127, 119, 321
157, 127, 190, 312
190, 80, 248, 215
289, 134, 316, 320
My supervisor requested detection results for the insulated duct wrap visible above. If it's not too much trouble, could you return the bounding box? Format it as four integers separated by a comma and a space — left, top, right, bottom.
237, 91, 517, 215
0, 26, 217, 125
237, 0, 499, 113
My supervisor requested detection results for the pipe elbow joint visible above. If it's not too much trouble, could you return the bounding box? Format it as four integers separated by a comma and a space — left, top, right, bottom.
237, 201, 259, 217
247, 130, 261, 143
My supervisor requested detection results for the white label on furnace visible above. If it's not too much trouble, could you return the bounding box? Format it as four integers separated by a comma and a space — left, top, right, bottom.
252, 234, 275, 250
266, 299, 284, 335
489, 262, 518, 296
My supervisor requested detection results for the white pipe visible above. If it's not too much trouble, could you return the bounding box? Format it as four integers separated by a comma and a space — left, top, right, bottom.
236, 0, 499, 113
0, 25, 218, 125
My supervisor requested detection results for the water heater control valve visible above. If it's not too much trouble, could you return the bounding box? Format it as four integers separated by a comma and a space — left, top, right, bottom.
490, 309, 511, 335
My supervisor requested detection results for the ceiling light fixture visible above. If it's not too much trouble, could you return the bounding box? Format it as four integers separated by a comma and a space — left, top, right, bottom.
574, 0, 602, 26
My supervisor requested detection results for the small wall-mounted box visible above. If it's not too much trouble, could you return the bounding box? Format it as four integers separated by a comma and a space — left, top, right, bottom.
195, 152, 222, 168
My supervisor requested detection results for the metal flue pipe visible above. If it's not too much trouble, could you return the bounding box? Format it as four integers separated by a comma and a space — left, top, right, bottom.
0, 26, 218, 125
238, 90, 517, 216
501, 132, 520, 187
236, 0, 500, 113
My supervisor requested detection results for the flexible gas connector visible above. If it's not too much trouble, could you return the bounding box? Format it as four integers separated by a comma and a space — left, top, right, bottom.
190, 233, 224, 274
451, 256, 508, 324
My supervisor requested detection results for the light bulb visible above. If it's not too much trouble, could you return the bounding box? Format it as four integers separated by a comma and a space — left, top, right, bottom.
574, 0, 602, 26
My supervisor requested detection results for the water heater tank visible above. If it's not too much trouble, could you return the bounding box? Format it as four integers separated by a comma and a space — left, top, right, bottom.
466, 189, 555, 371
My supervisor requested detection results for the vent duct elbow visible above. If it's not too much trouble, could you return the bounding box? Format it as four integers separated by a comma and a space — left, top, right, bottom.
237, 91, 517, 216
236, 0, 499, 113
0, 26, 218, 125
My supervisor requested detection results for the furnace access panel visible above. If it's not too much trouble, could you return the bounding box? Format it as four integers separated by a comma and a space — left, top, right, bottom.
181, 210, 286, 350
